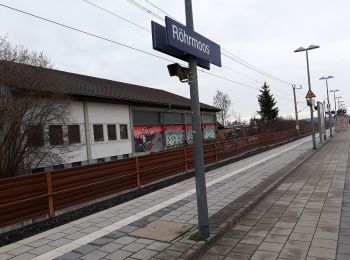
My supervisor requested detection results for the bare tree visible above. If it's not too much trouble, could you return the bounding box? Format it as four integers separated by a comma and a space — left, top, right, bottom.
213, 90, 232, 126
0, 36, 76, 178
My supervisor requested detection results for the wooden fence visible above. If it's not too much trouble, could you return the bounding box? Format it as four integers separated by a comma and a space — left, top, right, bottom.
0, 128, 310, 229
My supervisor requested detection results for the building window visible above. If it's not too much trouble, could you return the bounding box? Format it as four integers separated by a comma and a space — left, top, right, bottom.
185, 113, 192, 124
163, 113, 183, 124
93, 124, 104, 142
68, 125, 80, 144
133, 110, 161, 124
31, 167, 45, 173
53, 164, 65, 170
97, 158, 105, 163
27, 126, 44, 147
49, 125, 64, 145
202, 114, 216, 124
110, 156, 118, 161
107, 124, 117, 141
72, 161, 81, 167
120, 124, 128, 139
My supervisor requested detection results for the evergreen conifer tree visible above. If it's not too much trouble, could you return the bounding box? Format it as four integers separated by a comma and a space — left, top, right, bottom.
257, 82, 279, 125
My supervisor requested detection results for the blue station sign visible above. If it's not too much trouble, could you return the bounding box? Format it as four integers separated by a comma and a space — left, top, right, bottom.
151, 21, 210, 70
165, 16, 221, 67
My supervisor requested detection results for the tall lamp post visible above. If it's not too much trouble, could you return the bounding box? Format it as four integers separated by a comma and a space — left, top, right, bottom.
319, 76, 334, 137
330, 89, 339, 113
323, 99, 327, 120
292, 85, 302, 137
340, 102, 345, 110
330, 89, 340, 132
337, 97, 342, 108
294, 45, 320, 149
336, 97, 342, 130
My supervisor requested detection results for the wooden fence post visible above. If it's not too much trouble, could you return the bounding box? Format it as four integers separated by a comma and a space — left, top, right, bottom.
135, 157, 141, 190
46, 171, 55, 218
183, 147, 188, 173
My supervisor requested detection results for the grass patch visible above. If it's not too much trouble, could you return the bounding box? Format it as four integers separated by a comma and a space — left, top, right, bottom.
188, 232, 205, 241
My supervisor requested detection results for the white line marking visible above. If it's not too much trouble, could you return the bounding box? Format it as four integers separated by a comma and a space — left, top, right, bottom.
33, 137, 311, 260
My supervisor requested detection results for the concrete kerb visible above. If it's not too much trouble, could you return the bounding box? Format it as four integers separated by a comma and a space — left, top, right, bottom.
186, 136, 331, 260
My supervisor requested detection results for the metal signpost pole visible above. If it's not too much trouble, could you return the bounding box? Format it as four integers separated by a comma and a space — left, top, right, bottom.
292, 85, 301, 137
305, 50, 317, 149
152, 0, 220, 239
184, 0, 210, 239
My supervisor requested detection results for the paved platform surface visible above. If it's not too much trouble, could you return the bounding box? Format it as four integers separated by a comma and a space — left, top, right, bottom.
196, 130, 350, 260
0, 130, 346, 260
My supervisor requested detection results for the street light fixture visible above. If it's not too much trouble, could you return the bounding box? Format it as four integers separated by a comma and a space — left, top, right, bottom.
294, 45, 320, 149
319, 76, 334, 137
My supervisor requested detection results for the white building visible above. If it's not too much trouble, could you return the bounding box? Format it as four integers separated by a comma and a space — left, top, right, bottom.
59, 101, 133, 168
1, 62, 219, 172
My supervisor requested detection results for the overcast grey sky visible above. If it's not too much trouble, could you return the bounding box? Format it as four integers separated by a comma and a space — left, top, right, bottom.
0, 0, 349, 121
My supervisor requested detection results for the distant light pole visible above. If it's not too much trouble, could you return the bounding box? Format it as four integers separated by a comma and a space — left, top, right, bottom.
336, 96, 342, 112
323, 99, 327, 123
319, 76, 334, 137
292, 84, 302, 137
330, 89, 339, 113
294, 45, 320, 149
330, 89, 340, 132
336, 96, 342, 132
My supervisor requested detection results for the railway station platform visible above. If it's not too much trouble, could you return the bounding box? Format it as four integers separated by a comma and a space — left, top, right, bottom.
0, 129, 349, 260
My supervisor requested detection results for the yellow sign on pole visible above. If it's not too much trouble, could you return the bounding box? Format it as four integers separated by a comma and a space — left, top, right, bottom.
305, 90, 316, 98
